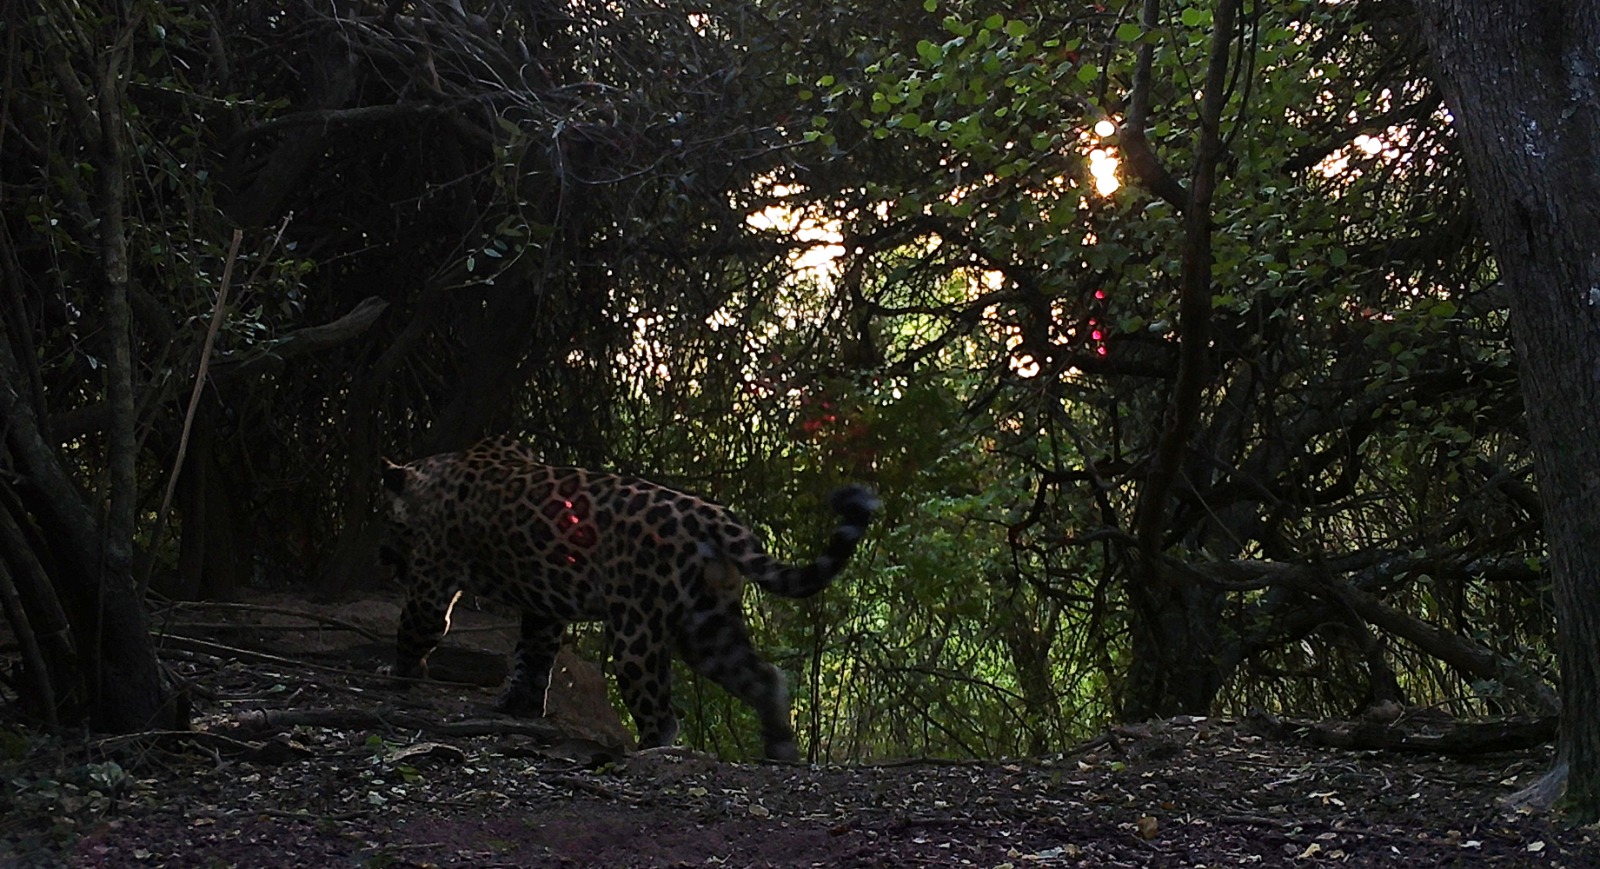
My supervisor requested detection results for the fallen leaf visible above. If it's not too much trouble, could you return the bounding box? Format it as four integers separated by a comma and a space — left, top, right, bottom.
388, 741, 467, 765
1136, 815, 1159, 840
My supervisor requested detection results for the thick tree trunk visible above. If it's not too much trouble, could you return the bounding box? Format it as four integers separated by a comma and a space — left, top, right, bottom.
0, 331, 180, 730
169, 416, 247, 601
1413, 2, 1600, 820
1121, 581, 1227, 720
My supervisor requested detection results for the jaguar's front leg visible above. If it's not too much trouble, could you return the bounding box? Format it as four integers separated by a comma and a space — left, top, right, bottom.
497, 612, 565, 716
609, 620, 679, 750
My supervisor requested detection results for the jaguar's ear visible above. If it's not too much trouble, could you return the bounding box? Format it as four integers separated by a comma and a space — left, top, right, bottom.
380, 459, 408, 494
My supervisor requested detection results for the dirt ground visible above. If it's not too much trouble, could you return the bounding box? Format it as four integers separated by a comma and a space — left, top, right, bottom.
3, 595, 1597, 868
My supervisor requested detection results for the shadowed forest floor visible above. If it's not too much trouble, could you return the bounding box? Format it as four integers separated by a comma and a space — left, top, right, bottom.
2, 595, 1596, 868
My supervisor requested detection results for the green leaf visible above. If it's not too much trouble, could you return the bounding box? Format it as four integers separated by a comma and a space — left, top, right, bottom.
1115, 22, 1143, 42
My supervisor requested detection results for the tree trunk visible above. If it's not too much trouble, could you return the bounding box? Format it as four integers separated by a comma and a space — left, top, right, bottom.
998, 591, 1063, 754
0, 1, 187, 733
90, 13, 179, 735
1119, 0, 1239, 720
0, 485, 82, 725
0, 330, 181, 731
1413, 1, 1600, 821
169, 415, 247, 601
1121, 581, 1227, 719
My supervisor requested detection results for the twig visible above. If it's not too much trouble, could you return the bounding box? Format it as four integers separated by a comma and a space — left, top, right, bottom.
225, 705, 569, 742
139, 228, 243, 598
859, 756, 995, 770
548, 775, 622, 798
158, 599, 390, 643
87, 728, 263, 756
154, 633, 402, 684
167, 621, 379, 636
257, 807, 374, 823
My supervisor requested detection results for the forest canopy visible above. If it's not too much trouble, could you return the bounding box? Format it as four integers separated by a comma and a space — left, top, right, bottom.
0, 0, 1559, 764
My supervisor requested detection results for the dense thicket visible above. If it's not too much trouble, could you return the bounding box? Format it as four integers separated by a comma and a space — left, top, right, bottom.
763, 0, 1560, 761
0, 0, 1573, 779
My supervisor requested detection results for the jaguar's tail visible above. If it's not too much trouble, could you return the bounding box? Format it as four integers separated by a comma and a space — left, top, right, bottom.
740, 485, 880, 598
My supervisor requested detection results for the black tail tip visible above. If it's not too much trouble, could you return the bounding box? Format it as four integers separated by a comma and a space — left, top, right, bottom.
830, 485, 880, 523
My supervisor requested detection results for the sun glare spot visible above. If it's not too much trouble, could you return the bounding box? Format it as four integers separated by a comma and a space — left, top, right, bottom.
1088, 148, 1120, 196
746, 182, 846, 278
1010, 354, 1041, 378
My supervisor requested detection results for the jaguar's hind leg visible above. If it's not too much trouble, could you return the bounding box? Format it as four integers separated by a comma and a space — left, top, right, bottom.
392, 585, 462, 680
678, 601, 797, 762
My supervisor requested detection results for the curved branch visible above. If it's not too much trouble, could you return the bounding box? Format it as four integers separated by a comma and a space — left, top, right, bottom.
1207, 558, 1560, 715
1119, 0, 1190, 212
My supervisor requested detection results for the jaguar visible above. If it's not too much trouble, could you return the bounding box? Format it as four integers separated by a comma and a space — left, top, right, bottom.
379, 436, 878, 761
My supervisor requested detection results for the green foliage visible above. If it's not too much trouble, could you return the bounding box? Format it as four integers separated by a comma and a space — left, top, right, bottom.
2, 0, 1554, 761
1, 729, 141, 851
678, 0, 1548, 756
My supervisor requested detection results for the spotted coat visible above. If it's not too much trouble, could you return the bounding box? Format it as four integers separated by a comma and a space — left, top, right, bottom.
379, 436, 878, 760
